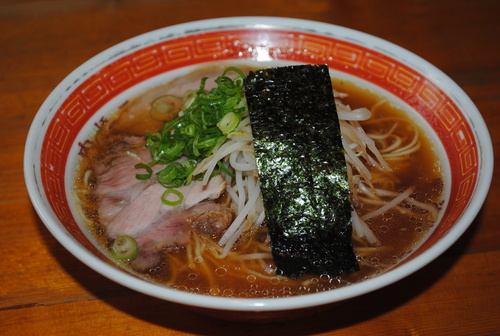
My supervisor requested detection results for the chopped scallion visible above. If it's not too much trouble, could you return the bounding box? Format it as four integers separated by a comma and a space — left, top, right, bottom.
150, 95, 183, 121
139, 67, 248, 203
134, 163, 153, 180
217, 111, 241, 134
111, 235, 138, 261
161, 188, 184, 206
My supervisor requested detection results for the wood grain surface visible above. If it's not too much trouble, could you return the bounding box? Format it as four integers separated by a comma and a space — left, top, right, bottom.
1, 0, 499, 335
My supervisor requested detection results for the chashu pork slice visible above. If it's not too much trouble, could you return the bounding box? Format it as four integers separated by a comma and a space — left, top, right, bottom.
93, 135, 232, 272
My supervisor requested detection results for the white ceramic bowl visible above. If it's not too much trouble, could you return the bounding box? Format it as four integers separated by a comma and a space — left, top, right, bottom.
24, 17, 493, 321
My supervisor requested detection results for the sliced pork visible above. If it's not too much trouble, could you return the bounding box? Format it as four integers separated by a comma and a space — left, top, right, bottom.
93, 134, 232, 272
132, 201, 233, 271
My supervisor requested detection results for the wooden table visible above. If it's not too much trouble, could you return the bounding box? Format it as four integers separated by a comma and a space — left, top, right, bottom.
1, 1, 499, 335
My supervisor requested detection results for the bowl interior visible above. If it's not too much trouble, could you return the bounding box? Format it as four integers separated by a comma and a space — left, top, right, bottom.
25, 17, 491, 311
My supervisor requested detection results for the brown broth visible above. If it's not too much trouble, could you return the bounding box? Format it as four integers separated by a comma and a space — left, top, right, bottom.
74, 67, 444, 298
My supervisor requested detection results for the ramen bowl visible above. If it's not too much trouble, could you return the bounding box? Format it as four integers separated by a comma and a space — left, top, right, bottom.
24, 17, 493, 321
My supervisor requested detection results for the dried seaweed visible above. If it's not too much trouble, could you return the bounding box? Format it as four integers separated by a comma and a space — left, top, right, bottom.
244, 64, 359, 278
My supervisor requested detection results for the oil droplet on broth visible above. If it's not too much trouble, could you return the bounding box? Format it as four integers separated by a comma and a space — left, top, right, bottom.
209, 287, 221, 296
215, 267, 227, 276
222, 289, 234, 297
270, 277, 280, 285
246, 275, 257, 283
379, 225, 389, 233
319, 274, 331, 282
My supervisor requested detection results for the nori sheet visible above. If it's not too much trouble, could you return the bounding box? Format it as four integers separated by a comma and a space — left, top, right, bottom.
244, 64, 359, 278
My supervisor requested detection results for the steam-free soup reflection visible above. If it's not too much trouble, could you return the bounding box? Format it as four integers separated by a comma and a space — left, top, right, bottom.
74, 66, 444, 298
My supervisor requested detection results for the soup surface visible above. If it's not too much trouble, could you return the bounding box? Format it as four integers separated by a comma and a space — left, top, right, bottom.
74, 64, 444, 298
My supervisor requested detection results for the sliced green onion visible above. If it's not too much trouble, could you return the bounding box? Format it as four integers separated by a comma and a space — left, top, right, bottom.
217, 111, 241, 134
184, 124, 197, 136
163, 140, 186, 161
223, 66, 246, 78
150, 95, 182, 121
111, 235, 138, 261
139, 67, 247, 201
134, 163, 153, 180
161, 188, 184, 206
195, 135, 223, 149
158, 179, 183, 188
157, 163, 180, 184
217, 160, 235, 179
